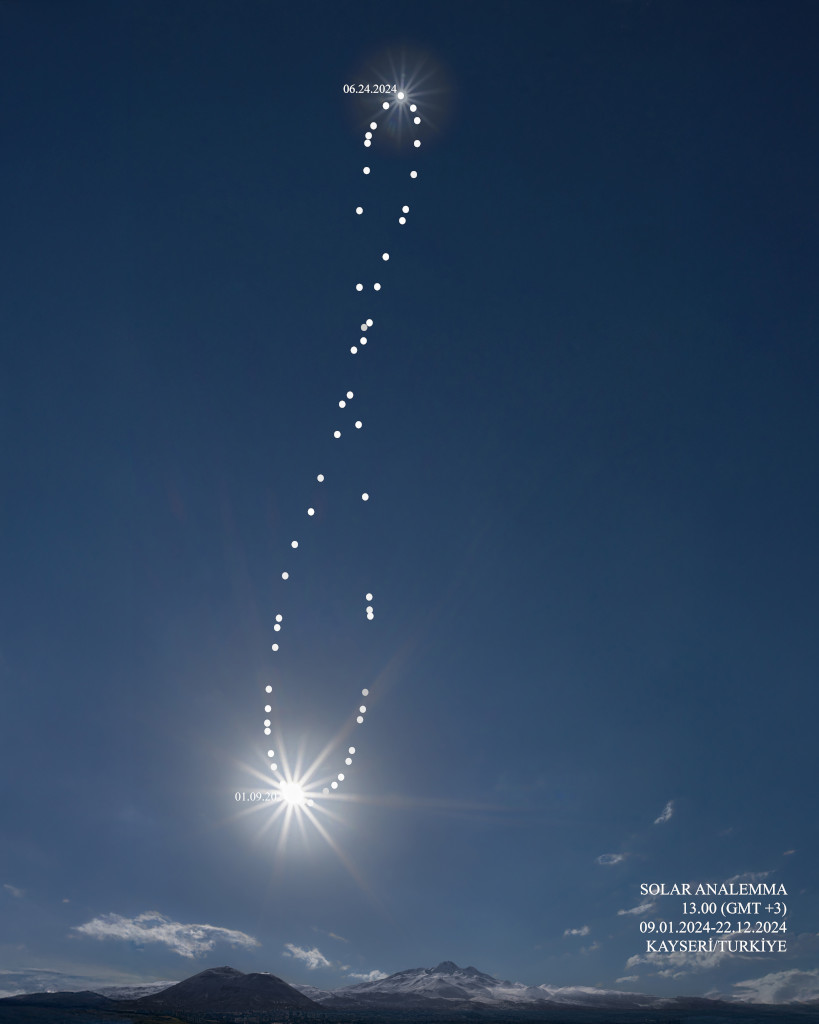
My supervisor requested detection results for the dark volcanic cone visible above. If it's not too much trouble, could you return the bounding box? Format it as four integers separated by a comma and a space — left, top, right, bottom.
125, 965, 318, 1012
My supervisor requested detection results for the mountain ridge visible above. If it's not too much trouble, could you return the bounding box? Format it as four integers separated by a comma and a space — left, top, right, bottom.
2, 960, 816, 1017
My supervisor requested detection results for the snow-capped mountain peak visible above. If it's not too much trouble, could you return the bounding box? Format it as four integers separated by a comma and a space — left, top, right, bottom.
296, 960, 670, 1012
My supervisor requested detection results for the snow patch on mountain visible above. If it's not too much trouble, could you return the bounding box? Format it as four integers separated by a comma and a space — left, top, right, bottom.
91, 981, 177, 1000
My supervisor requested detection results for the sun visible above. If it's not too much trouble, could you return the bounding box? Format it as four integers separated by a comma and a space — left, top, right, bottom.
278, 779, 310, 808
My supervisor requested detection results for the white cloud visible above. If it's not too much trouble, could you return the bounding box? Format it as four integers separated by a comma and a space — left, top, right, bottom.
347, 969, 388, 982
730, 968, 819, 1004
283, 944, 331, 970
596, 853, 625, 865
312, 927, 349, 943
724, 870, 771, 885
653, 800, 674, 825
3, 884, 25, 898
615, 975, 639, 983
626, 932, 739, 977
617, 902, 656, 916
563, 925, 590, 936
72, 911, 259, 959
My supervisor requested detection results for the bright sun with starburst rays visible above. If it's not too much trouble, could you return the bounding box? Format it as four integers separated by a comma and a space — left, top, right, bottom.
278, 779, 309, 807
345, 44, 456, 148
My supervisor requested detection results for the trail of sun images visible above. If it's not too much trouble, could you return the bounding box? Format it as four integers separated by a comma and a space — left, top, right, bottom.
260, 91, 425, 813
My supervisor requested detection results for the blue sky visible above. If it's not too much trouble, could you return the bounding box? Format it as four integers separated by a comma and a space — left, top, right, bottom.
2, 0, 818, 1006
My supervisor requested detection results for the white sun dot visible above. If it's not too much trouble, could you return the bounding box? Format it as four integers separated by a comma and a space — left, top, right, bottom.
275, 614, 282, 622
410, 170, 418, 178
366, 605, 373, 613
323, 787, 329, 795
398, 217, 406, 225
414, 116, 421, 124
382, 252, 389, 261
339, 400, 346, 408
345, 757, 352, 765
360, 323, 368, 331
333, 429, 341, 438
271, 762, 278, 770
264, 719, 271, 727
349, 746, 356, 755
273, 623, 281, 631
265, 685, 272, 693
307, 798, 314, 806
267, 749, 274, 757
356, 715, 364, 724
414, 139, 421, 148
355, 420, 362, 429
291, 540, 298, 549
366, 318, 373, 326
265, 704, 272, 713
361, 492, 369, 501
355, 283, 363, 291
397, 91, 405, 100
264, 727, 271, 735
331, 780, 338, 788
363, 166, 371, 174
373, 282, 381, 291
363, 140, 371, 147
402, 205, 410, 213
317, 473, 324, 482
359, 336, 367, 344
365, 131, 372, 139
367, 612, 374, 620
362, 688, 369, 696
409, 103, 417, 112
359, 705, 367, 714
365, 592, 373, 601
307, 507, 315, 516
272, 643, 279, 651
347, 390, 354, 399
370, 121, 377, 129
355, 206, 363, 215
281, 571, 289, 579
338, 773, 345, 781
382, 101, 389, 109
350, 346, 357, 354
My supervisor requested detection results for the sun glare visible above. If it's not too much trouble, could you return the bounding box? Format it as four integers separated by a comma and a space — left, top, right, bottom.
279, 780, 308, 807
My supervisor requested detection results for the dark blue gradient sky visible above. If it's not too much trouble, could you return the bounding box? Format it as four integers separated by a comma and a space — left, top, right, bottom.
1, 0, 818, 1003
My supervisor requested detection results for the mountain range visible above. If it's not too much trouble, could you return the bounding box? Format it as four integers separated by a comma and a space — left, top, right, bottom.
291, 960, 819, 1014
2, 960, 818, 1021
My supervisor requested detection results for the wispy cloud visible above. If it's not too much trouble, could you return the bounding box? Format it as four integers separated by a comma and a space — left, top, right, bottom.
563, 925, 590, 936
626, 933, 738, 977
72, 912, 259, 959
347, 969, 388, 982
724, 870, 771, 885
596, 853, 625, 865
653, 800, 674, 825
283, 944, 331, 970
730, 968, 819, 1004
618, 902, 656, 916
615, 975, 639, 983
312, 927, 349, 943
3, 884, 25, 898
